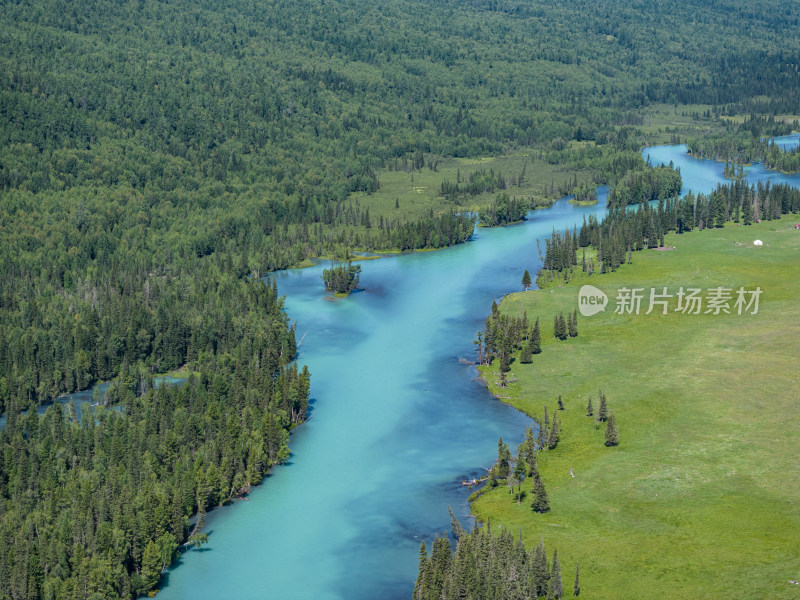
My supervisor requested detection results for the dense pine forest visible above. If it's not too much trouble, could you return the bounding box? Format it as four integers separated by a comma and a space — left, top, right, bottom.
3, 0, 800, 597
415, 523, 574, 600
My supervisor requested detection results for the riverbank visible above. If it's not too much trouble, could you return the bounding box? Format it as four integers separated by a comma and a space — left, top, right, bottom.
474, 215, 800, 598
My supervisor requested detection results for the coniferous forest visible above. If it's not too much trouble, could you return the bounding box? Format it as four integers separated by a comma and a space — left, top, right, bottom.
540, 180, 800, 279
3, 0, 800, 597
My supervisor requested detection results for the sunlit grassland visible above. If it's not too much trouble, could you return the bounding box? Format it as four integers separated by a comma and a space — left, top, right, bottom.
635, 103, 721, 143
475, 215, 800, 599
350, 151, 593, 222
721, 113, 800, 128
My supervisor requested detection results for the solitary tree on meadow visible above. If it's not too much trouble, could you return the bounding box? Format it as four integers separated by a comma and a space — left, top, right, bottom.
522, 269, 532, 290
531, 473, 550, 513
605, 413, 618, 447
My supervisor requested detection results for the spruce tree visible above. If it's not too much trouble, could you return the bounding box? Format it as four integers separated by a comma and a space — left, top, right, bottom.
531, 474, 550, 513
522, 269, 532, 290
531, 317, 542, 354
414, 540, 428, 600
448, 506, 466, 540
543, 407, 550, 449
536, 416, 545, 450
551, 549, 563, 599
530, 540, 550, 598
558, 394, 564, 410
527, 446, 539, 479
429, 536, 451, 597
140, 541, 164, 592
568, 309, 578, 337
554, 312, 567, 340
586, 396, 593, 416
523, 425, 538, 473
598, 390, 608, 422
512, 452, 527, 505
520, 342, 532, 364
548, 414, 560, 450
604, 413, 619, 447
574, 560, 580, 597
497, 438, 511, 479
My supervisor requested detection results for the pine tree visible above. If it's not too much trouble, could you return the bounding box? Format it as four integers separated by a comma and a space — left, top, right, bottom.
527, 446, 539, 479
531, 474, 550, 513
448, 506, 466, 540
598, 390, 608, 422
520, 342, 532, 364
568, 310, 578, 337
140, 540, 163, 592
574, 560, 580, 597
586, 396, 593, 416
605, 413, 618, 447
558, 394, 564, 410
530, 540, 550, 598
536, 416, 545, 450
414, 540, 428, 600
497, 438, 511, 479
548, 414, 560, 450
551, 549, 563, 599
512, 452, 527, 505
522, 269, 532, 290
554, 312, 567, 340
530, 318, 542, 354
523, 425, 538, 473
543, 407, 550, 449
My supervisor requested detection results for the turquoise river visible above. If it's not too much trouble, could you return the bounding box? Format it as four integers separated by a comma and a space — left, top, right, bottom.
150, 136, 800, 599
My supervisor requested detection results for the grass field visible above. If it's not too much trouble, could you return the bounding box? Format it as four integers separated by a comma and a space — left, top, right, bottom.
636, 103, 721, 144
349, 151, 592, 222
475, 215, 800, 599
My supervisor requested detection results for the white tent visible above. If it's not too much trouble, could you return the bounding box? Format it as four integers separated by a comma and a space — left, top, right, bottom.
753, 239, 763, 246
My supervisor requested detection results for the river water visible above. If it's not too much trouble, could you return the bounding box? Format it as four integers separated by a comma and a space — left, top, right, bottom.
155, 135, 798, 600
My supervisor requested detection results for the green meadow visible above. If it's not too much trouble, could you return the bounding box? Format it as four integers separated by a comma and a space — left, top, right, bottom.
349, 152, 592, 222
476, 216, 800, 599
